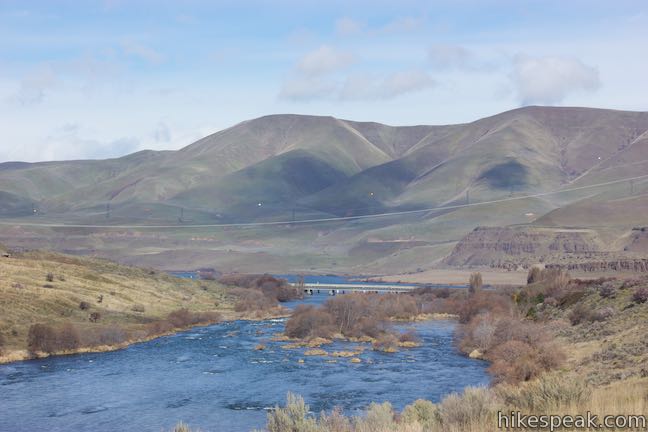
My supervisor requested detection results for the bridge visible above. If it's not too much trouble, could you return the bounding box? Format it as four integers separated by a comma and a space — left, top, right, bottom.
291, 282, 419, 295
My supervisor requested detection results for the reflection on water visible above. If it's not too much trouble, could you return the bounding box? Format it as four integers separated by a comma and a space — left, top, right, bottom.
0, 293, 488, 432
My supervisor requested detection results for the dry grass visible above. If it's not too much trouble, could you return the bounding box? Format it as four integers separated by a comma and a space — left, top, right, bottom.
0, 250, 234, 362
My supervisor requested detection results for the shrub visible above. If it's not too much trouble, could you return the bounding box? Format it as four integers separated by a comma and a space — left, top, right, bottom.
438, 387, 494, 430
372, 333, 399, 352
542, 269, 571, 298
354, 402, 395, 432
456, 292, 513, 324
599, 283, 617, 299
435, 287, 451, 298
267, 393, 317, 432
0, 332, 5, 354
96, 326, 127, 345
79, 301, 91, 310
527, 267, 542, 284
131, 304, 145, 313
488, 340, 564, 384
27, 323, 81, 353
401, 399, 439, 430
285, 305, 335, 339
495, 374, 591, 412
46, 272, 54, 282
27, 324, 55, 353
220, 274, 302, 302
398, 329, 420, 344
231, 288, 278, 313
43, 284, 54, 289
620, 279, 641, 290
166, 309, 220, 328
632, 287, 648, 304
89, 312, 102, 323
568, 303, 613, 324
468, 272, 483, 294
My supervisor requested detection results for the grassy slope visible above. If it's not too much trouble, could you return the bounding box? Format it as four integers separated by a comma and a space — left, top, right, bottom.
0, 248, 235, 362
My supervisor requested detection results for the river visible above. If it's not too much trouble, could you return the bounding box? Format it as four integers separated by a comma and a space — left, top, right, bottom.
0, 279, 488, 432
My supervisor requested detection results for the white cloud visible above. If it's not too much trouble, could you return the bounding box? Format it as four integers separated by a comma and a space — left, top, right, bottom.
14, 65, 58, 105
42, 123, 140, 161
335, 17, 364, 36
296, 45, 355, 76
279, 77, 338, 101
280, 70, 434, 102
428, 44, 473, 70
121, 40, 165, 64
341, 70, 435, 100
380, 17, 423, 34
511, 55, 600, 105
152, 121, 171, 143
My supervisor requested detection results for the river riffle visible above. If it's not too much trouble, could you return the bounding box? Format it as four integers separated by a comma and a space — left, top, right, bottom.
0, 290, 488, 432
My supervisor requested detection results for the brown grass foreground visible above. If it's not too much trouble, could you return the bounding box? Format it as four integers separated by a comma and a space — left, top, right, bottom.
0, 249, 240, 363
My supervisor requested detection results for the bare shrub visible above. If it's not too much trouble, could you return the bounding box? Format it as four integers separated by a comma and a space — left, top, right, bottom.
458, 313, 497, 352
220, 273, 302, 302
96, 326, 127, 345
468, 272, 483, 294
45, 272, 54, 282
632, 287, 648, 304
231, 287, 278, 312
527, 267, 542, 284
398, 329, 420, 344
79, 301, 91, 310
372, 333, 399, 352
89, 312, 102, 323
456, 292, 513, 324
27, 323, 81, 353
146, 320, 174, 336
285, 305, 335, 339
620, 279, 641, 290
569, 303, 593, 325
599, 283, 617, 299
488, 340, 564, 384
166, 309, 220, 328
0, 333, 5, 354
541, 269, 571, 298
375, 294, 418, 320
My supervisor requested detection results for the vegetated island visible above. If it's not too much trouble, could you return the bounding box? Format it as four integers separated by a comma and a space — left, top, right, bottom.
0, 245, 301, 364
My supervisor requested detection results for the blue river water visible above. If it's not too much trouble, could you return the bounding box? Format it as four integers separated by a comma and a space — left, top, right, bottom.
0, 280, 488, 432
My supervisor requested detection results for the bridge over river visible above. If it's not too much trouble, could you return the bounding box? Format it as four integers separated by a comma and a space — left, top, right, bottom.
291, 282, 420, 294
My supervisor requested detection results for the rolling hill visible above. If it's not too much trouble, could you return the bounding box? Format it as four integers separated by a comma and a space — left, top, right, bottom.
0, 106, 647, 276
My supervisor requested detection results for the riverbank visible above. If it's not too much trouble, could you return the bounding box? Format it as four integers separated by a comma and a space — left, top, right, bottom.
0, 248, 244, 364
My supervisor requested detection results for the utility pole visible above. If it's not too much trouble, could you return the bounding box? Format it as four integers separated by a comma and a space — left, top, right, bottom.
178, 207, 184, 223
106, 203, 111, 219
630, 179, 635, 195
466, 189, 470, 205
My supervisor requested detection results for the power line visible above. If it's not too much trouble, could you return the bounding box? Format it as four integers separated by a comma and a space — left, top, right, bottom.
1, 173, 647, 230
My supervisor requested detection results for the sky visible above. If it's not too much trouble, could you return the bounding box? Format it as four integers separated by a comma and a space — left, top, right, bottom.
0, 0, 647, 162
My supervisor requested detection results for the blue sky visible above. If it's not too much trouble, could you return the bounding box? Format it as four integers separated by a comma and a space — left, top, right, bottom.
1, 0, 647, 161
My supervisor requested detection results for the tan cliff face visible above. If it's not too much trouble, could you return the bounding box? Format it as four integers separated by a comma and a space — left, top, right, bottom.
443, 226, 602, 267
